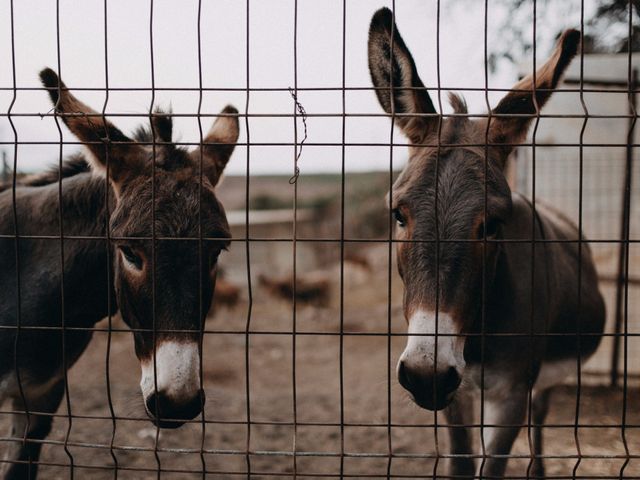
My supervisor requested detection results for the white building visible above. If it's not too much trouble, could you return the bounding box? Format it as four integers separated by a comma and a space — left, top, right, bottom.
516, 53, 640, 382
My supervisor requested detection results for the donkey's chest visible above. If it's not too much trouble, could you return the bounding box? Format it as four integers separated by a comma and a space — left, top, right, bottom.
464, 357, 579, 398
463, 364, 518, 397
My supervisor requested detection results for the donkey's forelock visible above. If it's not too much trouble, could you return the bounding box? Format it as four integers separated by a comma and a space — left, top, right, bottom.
133, 108, 174, 144
109, 172, 229, 239
448, 92, 468, 115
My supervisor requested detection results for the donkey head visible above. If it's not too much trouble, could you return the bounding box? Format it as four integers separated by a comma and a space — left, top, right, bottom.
41, 69, 239, 427
368, 8, 579, 410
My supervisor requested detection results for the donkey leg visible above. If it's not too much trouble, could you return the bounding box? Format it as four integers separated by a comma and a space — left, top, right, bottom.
444, 392, 475, 479
528, 389, 551, 479
477, 389, 528, 479
2, 380, 65, 480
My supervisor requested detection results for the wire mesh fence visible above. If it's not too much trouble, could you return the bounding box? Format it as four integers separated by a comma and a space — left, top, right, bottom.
0, 0, 638, 479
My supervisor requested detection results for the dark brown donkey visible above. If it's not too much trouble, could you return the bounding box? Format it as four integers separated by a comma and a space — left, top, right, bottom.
368, 8, 605, 479
0, 69, 238, 479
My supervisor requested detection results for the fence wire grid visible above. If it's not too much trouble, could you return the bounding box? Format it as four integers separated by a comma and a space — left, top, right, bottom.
0, 0, 638, 479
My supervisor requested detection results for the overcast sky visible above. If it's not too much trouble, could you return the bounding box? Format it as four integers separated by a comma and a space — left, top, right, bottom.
0, 0, 596, 175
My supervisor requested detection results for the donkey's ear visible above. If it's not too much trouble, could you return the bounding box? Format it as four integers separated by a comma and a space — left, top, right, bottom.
190, 105, 239, 187
489, 29, 580, 160
368, 7, 438, 144
39, 68, 144, 185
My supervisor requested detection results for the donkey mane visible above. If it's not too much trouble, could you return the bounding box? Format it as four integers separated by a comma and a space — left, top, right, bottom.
0, 153, 91, 193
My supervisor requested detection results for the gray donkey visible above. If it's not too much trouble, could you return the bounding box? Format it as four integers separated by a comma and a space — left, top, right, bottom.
368, 8, 605, 479
0, 69, 239, 479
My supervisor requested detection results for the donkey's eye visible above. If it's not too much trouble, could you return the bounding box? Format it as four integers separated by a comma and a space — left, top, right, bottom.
478, 218, 500, 239
119, 246, 143, 270
209, 249, 223, 269
392, 209, 406, 228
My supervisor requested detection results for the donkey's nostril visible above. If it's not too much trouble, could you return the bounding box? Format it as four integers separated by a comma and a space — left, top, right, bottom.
442, 366, 461, 395
397, 360, 412, 389
145, 393, 159, 418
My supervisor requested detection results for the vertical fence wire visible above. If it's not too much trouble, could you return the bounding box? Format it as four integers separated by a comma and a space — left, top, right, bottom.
243, 0, 253, 476
620, 2, 637, 477
385, 3, 397, 478
339, 0, 347, 477
53, 1, 75, 475
195, 0, 207, 476
611, 12, 638, 391
100, 0, 118, 476
291, 1, 300, 477
528, 1, 542, 479
479, 0, 490, 477
8, 0, 31, 476
146, 1, 162, 477
572, 1, 588, 478
478, 0, 492, 475
431, 1, 444, 478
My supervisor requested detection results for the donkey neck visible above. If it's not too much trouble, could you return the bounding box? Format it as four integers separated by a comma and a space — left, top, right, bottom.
0, 172, 117, 329
5, 172, 112, 237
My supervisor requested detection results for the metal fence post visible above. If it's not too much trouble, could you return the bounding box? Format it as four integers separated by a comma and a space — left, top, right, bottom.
611, 67, 637, 386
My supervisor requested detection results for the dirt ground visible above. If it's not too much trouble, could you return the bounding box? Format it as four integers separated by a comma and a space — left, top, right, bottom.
2, 249, 639, 479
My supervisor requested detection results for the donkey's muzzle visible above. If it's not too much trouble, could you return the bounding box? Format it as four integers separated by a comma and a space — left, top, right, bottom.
145, 389, 205, 429
397, 361, 461, 410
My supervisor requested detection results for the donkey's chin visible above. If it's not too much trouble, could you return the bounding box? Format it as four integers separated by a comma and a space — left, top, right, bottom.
150, 417, 186, 430
150, 418, 188, 429
411, 391, 456, 411
145, 411, 199, 430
